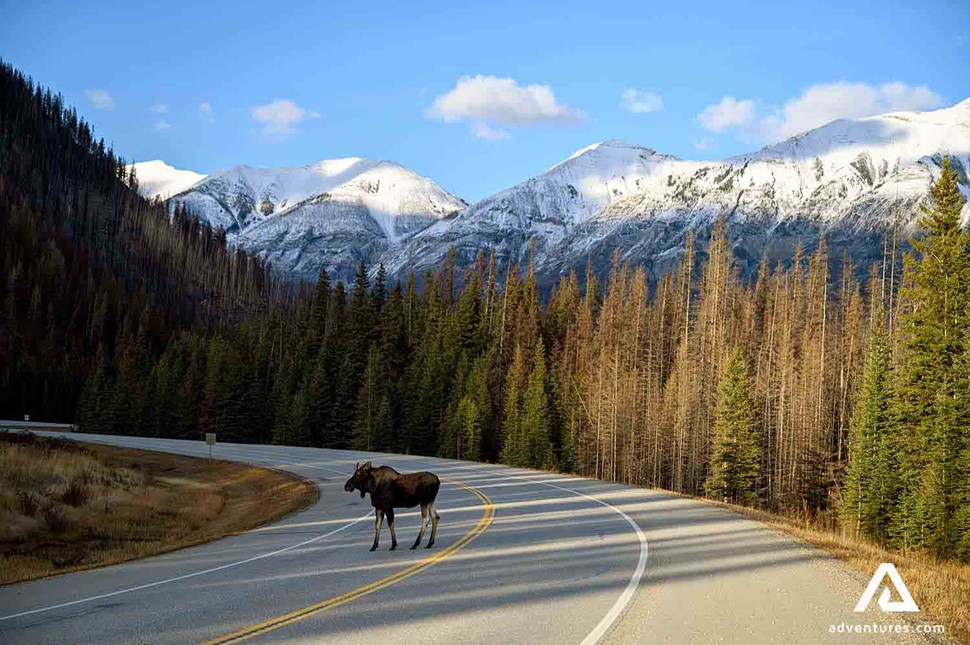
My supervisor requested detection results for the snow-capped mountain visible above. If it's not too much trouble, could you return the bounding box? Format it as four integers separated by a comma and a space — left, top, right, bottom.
150, 158, 466, 282
131, 160, 206, 200
143, 99, 969, 287
385, 98, 970, 285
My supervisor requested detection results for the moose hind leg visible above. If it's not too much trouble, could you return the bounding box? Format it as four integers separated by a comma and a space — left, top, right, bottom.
386, 508, 398, 551
370, 509, 384, 552
427, 503, 439, 548
411, 504, 429, 550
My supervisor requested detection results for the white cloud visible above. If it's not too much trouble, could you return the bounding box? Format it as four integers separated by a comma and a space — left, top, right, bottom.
471, 122, 510, 141
426, 75, 582, 139
621, 89, 664, 114
697, 96, 756, 132
764, 81, 942, 139
199, 102, 214, 122
250, 99, 319, 140
151, 103, 169, 114
86, 89, 115, 110
154, 120, 170, 131
697, 82, 943, 144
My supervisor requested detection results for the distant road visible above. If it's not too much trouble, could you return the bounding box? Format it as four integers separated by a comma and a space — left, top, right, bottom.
0, 420, 77, 432
0, 433, 938, 644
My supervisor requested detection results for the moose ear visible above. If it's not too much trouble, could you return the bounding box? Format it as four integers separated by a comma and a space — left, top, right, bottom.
355, 462, 360, 471
361, 461, 372, 470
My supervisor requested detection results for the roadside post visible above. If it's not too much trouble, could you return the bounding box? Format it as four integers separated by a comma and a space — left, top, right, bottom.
206, 433, 216, 462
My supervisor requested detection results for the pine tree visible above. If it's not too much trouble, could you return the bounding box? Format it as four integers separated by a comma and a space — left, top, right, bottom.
891, 158, 970, 559
500, 344, 527, 466
521, 337, 554, 469
352, 345, 384, 450
448, 356, 489, 463
455, 395, 483, 462
705, 347, 760, 504
840, 320, 895, 540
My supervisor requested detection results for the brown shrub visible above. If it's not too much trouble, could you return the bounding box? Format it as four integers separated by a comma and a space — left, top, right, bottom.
0, 435, 315, 586
60, 480, 89, 507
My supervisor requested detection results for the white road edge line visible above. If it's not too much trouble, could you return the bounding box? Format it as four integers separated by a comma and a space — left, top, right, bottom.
0, 441, 470, 623
504, 472, 649, 645
0, 448, 370, 623
13, 435, 647, 644
0, 512, 372, 623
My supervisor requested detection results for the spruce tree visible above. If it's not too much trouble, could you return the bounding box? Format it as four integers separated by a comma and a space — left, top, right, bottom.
521, 337, 554, 469
891, 157, 970, 559
352, 345, 384, 450
500, 344, 526, 466
705, 347, 760, 504
840, 320, 895, 540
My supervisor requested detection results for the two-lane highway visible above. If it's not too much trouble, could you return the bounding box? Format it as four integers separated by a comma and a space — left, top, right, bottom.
0, 433, 942, 644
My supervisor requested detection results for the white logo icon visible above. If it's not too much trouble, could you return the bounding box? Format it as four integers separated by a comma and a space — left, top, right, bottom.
854, 563, 919, 613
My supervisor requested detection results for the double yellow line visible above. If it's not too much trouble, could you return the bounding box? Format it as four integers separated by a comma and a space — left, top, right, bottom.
201, 482, 495, 644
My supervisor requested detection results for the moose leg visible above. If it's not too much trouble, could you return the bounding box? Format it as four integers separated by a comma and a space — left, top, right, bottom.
426, 503, 440, 548
411, 504, 429, 550
386, 508, 398, 551
370, 509, 384, 552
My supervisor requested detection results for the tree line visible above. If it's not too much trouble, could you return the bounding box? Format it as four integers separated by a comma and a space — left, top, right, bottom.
2, 61, 967, 563
1, 60, 295, 424
76, 161, 970, 562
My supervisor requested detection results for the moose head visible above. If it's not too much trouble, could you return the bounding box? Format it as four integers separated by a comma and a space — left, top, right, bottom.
344, 461, 373, 498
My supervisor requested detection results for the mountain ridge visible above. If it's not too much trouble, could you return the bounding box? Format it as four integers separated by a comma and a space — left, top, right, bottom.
135, 157, 466, 282
139, 98, 970, 285
385, 98, 970, 285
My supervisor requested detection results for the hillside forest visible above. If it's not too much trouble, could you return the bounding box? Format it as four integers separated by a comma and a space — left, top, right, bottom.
2, 61, 969, 562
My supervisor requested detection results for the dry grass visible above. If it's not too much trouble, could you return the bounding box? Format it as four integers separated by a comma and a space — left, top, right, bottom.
0, 432, 317, 586
703, 499, 970, 644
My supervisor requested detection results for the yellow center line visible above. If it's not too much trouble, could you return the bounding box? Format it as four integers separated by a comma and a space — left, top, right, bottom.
201, 482, 495, 645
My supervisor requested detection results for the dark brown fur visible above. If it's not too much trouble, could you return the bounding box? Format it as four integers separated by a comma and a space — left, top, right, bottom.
344, 462, 441, 551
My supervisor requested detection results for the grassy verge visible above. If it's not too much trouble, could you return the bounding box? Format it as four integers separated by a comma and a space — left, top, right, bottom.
703, 498, 969, 643
0, 432, 317, 585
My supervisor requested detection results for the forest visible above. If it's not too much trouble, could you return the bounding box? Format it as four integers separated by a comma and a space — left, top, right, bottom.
1, 60, 968, 563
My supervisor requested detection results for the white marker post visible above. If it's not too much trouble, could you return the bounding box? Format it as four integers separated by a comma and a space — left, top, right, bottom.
205, 433, 216, 462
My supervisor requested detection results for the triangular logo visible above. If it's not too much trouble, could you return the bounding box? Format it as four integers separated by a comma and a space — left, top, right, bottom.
854, 563, 919, 613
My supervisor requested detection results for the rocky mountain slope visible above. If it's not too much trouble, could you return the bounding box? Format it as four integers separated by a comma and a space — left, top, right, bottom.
141, 99, 970, 287
136, 158, 466, 282
385, 99, 970, 286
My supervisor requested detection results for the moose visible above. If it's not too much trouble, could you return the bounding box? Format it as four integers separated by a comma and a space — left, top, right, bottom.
344, 461, 441, 551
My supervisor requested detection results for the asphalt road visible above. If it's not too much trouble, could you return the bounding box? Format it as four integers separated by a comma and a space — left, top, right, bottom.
0, 433, 947, 644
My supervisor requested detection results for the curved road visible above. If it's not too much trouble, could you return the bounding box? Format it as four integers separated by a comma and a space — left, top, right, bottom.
0, 433, 942, 644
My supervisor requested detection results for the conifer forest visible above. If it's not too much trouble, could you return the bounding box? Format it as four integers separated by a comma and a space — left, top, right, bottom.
2, 61, 969, 565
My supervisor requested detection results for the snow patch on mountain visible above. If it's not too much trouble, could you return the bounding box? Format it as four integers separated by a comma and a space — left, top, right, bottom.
386, 99, 970, 284
157, 157, 465, 282
131, 160, 206, 200
144, 99, 970, 287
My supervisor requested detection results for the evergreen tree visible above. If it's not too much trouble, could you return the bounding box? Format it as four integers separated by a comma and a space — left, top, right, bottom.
442, 355, 488, 461
521, 337, 554, 469
705, 347, 760, 504
309, 268, 331, 344
840, 320, 895, 540
500, 344, 527, 466
891, 158, 970, 559
353, 345, 384, 450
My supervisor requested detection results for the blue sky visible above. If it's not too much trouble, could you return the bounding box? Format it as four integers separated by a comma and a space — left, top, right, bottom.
3, 0, 968, 201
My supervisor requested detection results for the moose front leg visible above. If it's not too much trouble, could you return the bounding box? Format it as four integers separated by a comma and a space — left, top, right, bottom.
411, 504, 429, 550
386, 507, 398, 551
384, 508, 397, 551
370, 508, 384, 552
